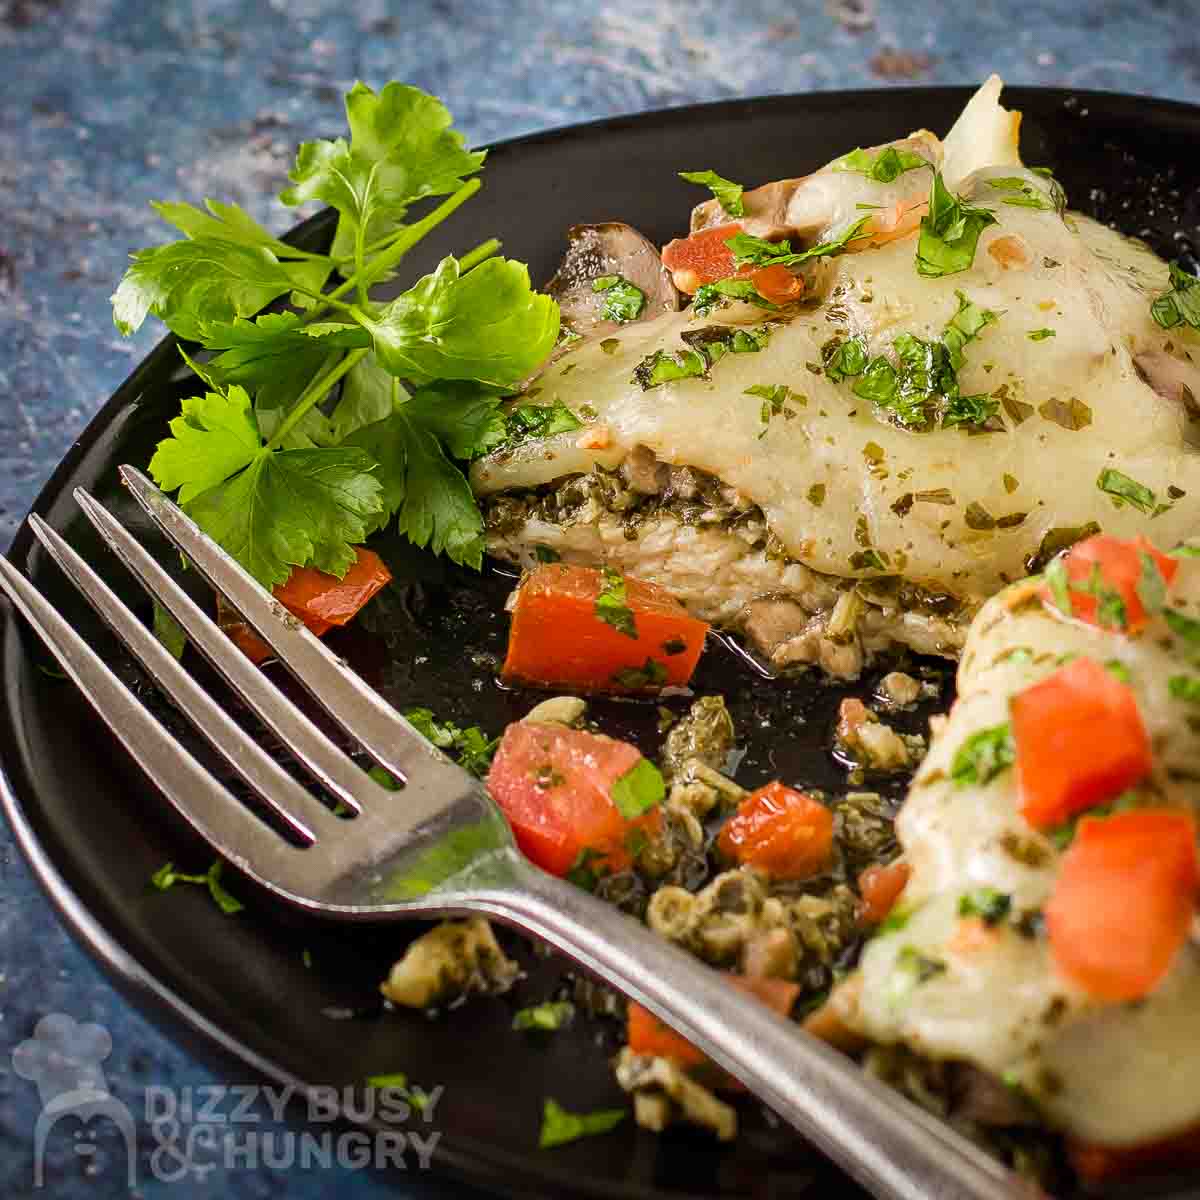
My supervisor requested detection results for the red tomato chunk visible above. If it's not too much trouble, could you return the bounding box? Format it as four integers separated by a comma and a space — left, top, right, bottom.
1047, 809, 1197, 1001
486, 721, 661, 877
1012, 656, 1151, 830
717, 782, 834, 880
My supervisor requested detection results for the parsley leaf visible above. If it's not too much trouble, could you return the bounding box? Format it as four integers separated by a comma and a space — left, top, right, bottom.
148, 384, 262, 505
1027, 328, 1055, 341
152, 602, 187, 661
111, 239, 304, 340
595, 567, 637, 637
958, 887, 1012, 924
404, 707, 497, 776
539, 1099, 626, 1149
835, 146, 927, 183
692, 276, 778, 317
951, 723, 1014, 786
346, 408, 486, 568
503, 401, 583, 446
1169, 675, 1200, 703
724, 217, 869, 269
359, 256, 558, 388
1151, 262, 1200, 330
610, 758, 665, 819
592, 275, 646, 323
150, 860, 243, 915
611, 658, 669, 689
1097, 468, 1163, 516
281, 81, 485, 262
185, 444, 384, 587
678, 169, 744, 216
884, 946, 946, 1010
915, 172, 997, 278
406, 381, 507, 460
512, 1001, 575, 1032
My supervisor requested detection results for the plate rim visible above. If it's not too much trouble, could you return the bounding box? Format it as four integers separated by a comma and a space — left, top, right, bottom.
4, 82, 1200, 1198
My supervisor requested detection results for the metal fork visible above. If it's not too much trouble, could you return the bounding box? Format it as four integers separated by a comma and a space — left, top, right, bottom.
0, 466, 1035, 1200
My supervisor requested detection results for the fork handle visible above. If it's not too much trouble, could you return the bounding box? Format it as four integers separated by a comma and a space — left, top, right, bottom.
467, 862, 1036, 1200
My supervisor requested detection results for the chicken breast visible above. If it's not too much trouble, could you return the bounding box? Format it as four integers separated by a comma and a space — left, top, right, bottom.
472, 77, 1200, 676
835, 550, 1200, 1148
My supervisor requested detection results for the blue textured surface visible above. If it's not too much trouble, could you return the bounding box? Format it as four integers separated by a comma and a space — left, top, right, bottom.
1, 1, 1199, 1196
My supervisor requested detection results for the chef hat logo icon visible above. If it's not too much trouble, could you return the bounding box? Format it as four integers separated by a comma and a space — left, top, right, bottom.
13, 1013, 137, 1187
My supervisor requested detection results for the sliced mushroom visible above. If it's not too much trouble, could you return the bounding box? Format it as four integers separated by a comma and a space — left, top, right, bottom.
545, 222, 681, 340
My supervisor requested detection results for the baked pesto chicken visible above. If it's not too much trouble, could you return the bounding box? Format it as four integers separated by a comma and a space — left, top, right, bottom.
828, 535, 1200, 1178
473, 76, 1200, 678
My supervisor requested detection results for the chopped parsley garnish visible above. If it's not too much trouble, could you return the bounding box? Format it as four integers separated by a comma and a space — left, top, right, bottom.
1043, 556, 1072, 614
504, 401, 583, 445
1097, 468, 1168, 516
807, 483, 826, 506
915, 171, 997, 278
678, 169, 744, 217
150, 860, 243, 915
692, 276, 778, 317
1165, 607, 1200, 656
951, 723, 1014, 786
830, 294, 999, 430
745, 383, 799, 435
592, 274, 646, 323
1039, 397, 1092, 430
835, 145, 928, 183
610, 758, 665, 819
405, 708, 498, 776
512, 1001, 575, 1032
1172, 544, 1200, 559
539, 1099, 626, 1149
634, 325, 769, 390
595, 566, 637, 638
1151, 262, 1200, 330
565, 847, 605, 892
611, 657, 669, 689
1169, 675, 1200, 703
1137, 550, 1169, 617
987, 176, 1056, 210
1104, 658, 1133, 684
534, 544, 561, 563
958, 887, 1012, 924
724, 216, 869, 269
885, 946, 947, 1010
1028, 328, 1055, 340
632, 347, 709, 389
822, 336, 869, 382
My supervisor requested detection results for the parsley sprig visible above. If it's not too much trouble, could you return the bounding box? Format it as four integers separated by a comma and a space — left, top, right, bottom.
114, 81, 560, 586
915, 172, 997, 278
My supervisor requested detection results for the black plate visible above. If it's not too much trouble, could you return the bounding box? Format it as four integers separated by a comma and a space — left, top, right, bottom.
4, 87, 1200, 1200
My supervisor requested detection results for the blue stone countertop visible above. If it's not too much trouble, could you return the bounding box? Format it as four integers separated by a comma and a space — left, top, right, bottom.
1, 1, 1198, 1196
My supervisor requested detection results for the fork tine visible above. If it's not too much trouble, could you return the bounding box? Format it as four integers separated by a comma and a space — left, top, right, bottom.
27, 514, 343, 844
118, 466, 472, 800
72, 488, 401, 817
0, 551, 303, 885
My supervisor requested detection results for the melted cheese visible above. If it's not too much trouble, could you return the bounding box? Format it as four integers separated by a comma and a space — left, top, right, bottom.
840, 559, 1200, 1146
472, 80, 1200, 612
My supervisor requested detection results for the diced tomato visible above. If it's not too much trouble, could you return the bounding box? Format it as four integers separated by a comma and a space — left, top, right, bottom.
626, 974, 801, 1080
857, 860, 911, 925
660, 222, 742, 293
218, 547, 391, 663
1040, 534, 1178, 634
1046, 809, 1197, 1002
486, 721, 662, 877
275, 547, 392, 630
501, 564, 708, 695
717, 782, 834, 880
626, 1002, 708, 1067
739, 263, 803, 305
1011, 656, 1152, 830
1070, 1119, 1200, 1184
